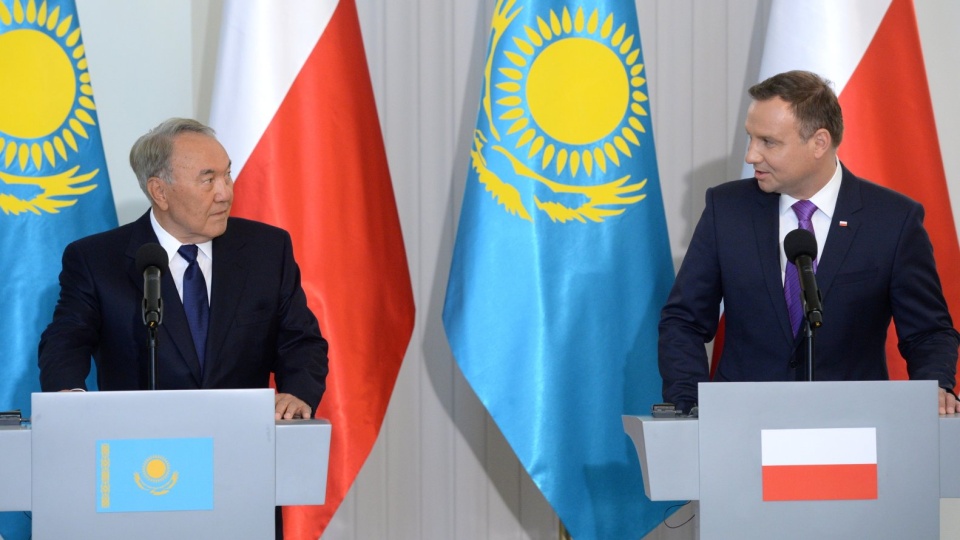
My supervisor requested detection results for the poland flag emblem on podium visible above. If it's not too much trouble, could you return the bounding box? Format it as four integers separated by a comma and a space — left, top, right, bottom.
761, 427, 878, 501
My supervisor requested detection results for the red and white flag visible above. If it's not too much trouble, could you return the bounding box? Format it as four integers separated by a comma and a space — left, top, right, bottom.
744, 0, 960, 384
211, 1, 415, 537
761, 428, 878, 501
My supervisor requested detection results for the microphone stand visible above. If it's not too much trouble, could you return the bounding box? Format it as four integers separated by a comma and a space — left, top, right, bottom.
137, 245, 167, 391
801, 300, 822, 382
802, 319, 816, 381
142, 290, 162, 391
147, 325, 159, 390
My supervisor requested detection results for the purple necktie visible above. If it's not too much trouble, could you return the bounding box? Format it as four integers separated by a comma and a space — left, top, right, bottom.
178, 244, 209, 369
784, 200, 817, 336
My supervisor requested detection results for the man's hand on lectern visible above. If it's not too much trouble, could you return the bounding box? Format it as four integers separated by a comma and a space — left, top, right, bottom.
275, 392, 312, 420
939, 387, 959, 415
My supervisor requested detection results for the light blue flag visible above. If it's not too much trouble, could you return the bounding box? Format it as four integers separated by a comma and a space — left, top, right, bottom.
0, 0, 116, 536
443, 1, 677, 538
96, 438, 214, 513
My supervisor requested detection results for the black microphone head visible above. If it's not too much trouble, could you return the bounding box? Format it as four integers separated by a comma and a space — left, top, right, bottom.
135, 243, 169, 274
784, 228, 818, 261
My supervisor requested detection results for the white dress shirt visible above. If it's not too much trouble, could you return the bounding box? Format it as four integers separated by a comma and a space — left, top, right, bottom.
778, 158, 842, 284
150, 210, 213, 302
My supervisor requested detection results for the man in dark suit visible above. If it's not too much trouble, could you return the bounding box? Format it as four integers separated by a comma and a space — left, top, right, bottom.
38, 118, 328, 420
659, 70, 959, 414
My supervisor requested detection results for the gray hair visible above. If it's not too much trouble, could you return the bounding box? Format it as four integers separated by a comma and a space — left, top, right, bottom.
129, 118, 217, 196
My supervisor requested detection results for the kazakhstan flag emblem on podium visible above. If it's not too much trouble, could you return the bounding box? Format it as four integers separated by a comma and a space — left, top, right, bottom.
96, 438, 214, 513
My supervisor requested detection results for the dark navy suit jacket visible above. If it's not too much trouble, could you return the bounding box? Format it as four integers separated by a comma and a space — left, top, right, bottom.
659, 165, 958, 410
39, 211, 328, 409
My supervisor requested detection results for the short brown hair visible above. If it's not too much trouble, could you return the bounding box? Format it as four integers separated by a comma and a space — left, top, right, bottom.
749, 70, 843, 146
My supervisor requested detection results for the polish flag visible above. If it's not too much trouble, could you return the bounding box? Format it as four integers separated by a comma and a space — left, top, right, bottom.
210, 1, 415, 538
761, 428, 878, 501
740, 0, 960, 384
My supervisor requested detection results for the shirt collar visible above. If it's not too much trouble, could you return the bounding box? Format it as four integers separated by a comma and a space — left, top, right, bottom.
779, 156, 842, 220
149, 209, 213, 262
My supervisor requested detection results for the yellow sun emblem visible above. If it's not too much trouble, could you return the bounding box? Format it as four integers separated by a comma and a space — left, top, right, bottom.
134, 455, 179, 496
472, 0, 652, 223
0, 0, 103, 216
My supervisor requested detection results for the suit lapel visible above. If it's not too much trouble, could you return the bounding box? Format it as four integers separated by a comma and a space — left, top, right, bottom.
752, 189, 795, 343
126, 212, 203, 385
815, 165, 863, 300
204, 223, 249, 386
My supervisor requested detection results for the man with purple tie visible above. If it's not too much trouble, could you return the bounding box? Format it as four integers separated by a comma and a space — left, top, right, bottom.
658, 71, 958, 414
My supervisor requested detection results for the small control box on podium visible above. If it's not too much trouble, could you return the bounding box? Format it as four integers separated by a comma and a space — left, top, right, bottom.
0, 389, 331, 539
624, 381, 959, 540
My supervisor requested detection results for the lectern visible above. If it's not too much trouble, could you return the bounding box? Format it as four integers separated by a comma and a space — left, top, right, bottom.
0, 389, 331, 539
624, 381, 959, 539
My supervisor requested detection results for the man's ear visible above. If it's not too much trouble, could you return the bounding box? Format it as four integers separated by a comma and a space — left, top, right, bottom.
812, 128, 832, 159
147, 177, 168, 211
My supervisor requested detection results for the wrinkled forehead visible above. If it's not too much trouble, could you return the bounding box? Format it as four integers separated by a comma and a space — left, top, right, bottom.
170, 133, 231, 174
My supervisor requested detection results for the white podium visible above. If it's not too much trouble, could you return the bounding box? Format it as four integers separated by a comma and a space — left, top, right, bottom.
624, 381, 959, 539
0, 389, 331, 539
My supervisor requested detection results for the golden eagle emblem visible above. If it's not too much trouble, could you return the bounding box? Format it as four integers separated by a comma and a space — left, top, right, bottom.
0, 0, 104, 216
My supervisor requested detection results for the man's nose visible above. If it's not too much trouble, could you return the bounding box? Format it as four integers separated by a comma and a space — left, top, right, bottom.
214, 177, 233, 201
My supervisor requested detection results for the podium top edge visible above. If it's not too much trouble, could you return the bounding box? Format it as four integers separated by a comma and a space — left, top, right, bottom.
276, 419, 331, 426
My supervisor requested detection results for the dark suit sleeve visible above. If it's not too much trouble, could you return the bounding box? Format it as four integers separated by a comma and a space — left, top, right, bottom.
38, 241, 100, 391
890, 204, 959, 388
658, 187, 723, 410
272, 232, 329, 412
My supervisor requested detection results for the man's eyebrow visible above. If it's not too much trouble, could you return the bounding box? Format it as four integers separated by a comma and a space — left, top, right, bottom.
200, 160, 232, 176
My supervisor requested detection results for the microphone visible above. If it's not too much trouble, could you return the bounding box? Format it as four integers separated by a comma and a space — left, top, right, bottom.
135, 243, 168, 328
784, 229, 823, 329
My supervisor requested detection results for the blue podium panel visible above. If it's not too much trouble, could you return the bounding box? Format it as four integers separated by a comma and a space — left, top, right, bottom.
31, 390, 276, 540
698, 381, 939, 540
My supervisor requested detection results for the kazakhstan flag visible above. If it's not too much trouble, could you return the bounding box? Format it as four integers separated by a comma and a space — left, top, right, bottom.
443, 1, 676, 538
96, 438, 214, 513
0, 0, 116, 536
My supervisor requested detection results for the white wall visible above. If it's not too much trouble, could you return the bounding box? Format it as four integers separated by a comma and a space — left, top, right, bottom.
73, 0, 960, 538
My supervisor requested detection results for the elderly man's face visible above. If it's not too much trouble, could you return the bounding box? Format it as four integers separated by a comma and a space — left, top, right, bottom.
151, 132, 233, 244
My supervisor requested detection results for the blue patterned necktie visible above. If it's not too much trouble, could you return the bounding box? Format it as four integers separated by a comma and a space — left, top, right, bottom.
784, 200, 818, 336
178, 244, 209, 369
